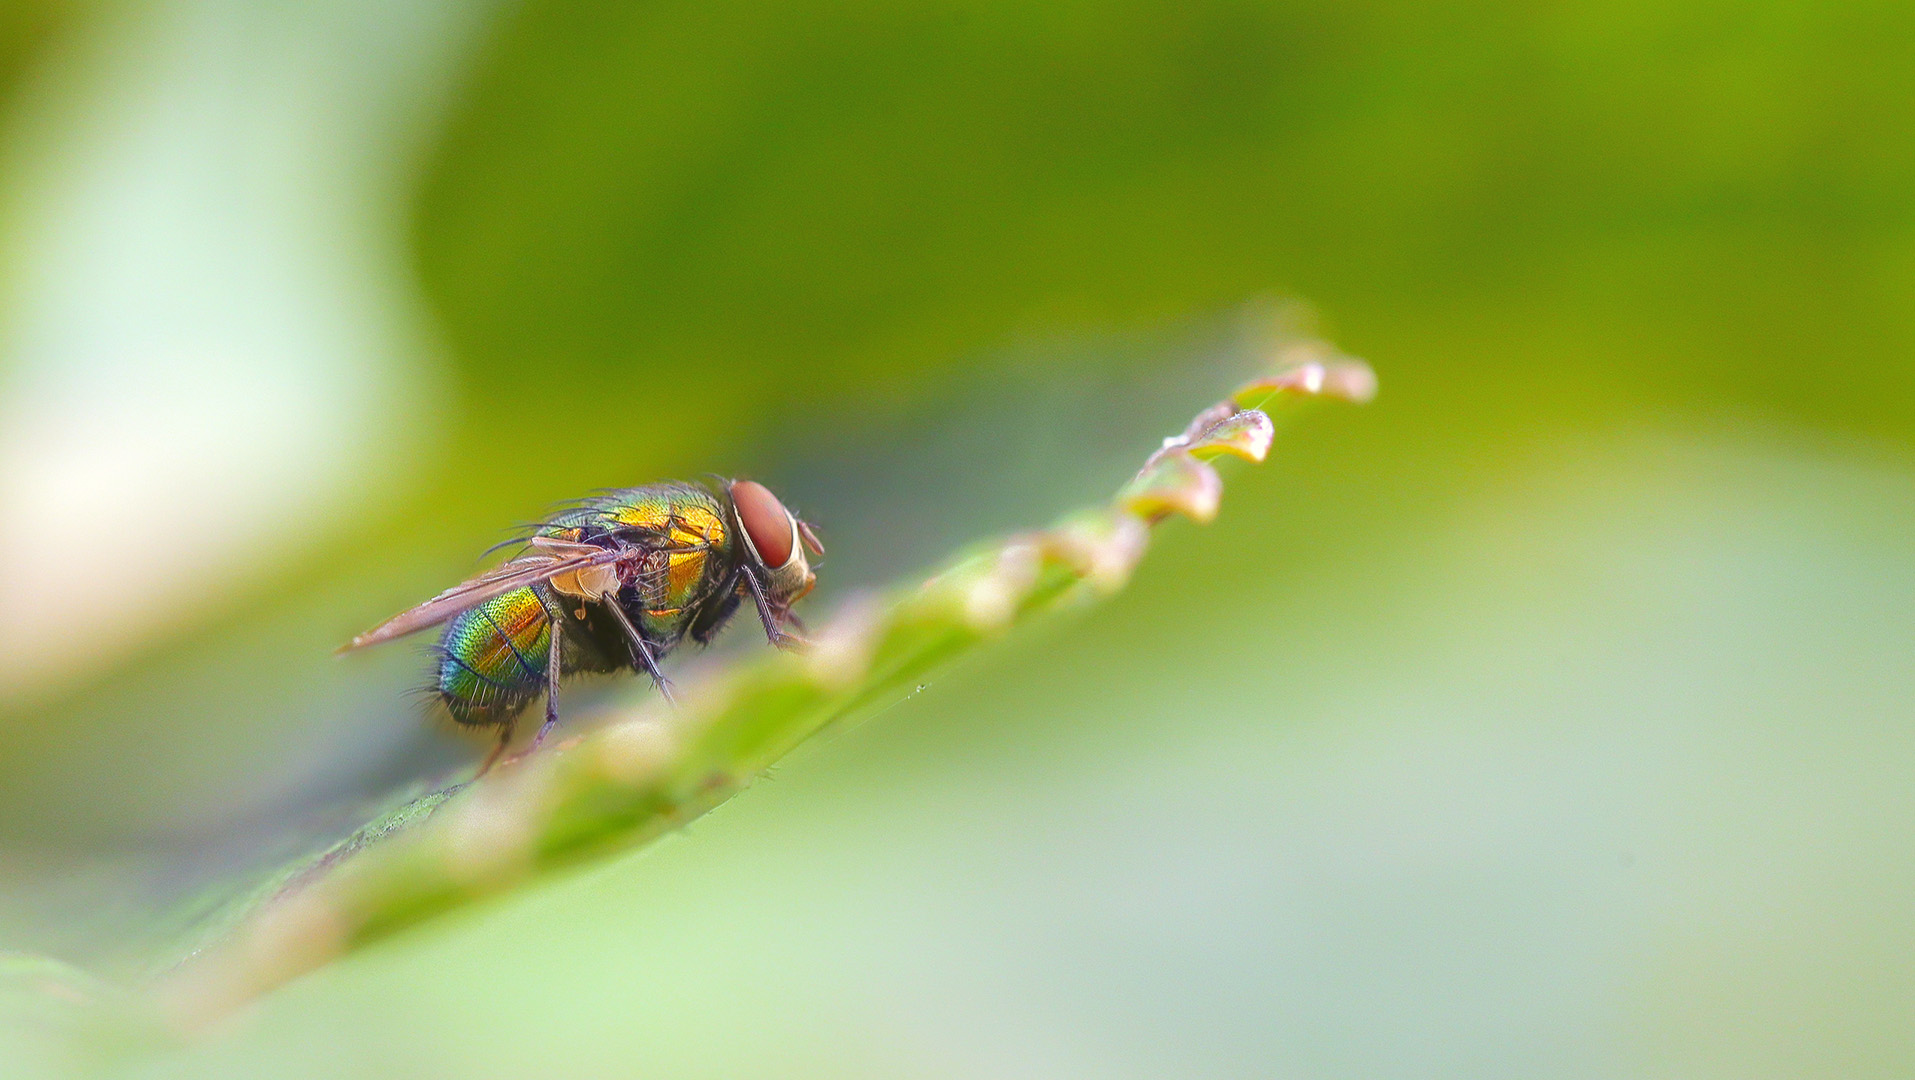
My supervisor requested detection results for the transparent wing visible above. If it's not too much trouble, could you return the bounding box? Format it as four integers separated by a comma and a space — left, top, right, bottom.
340, 546, 628, 652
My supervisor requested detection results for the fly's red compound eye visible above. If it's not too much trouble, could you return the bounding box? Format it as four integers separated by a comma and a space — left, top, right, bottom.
731, 480, 795, 567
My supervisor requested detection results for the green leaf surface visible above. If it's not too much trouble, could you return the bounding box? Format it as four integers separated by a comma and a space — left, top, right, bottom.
153, 347, 1372, 1024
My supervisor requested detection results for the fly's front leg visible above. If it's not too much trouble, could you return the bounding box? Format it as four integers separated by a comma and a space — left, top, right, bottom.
602, 599, 678, 706
741, 567, 809, 651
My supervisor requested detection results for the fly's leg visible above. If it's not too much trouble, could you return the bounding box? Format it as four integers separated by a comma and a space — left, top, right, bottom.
477, 725, 513, 777
602, 599, 678, 706
741, 567, 809, 651
532, 622, 563, 749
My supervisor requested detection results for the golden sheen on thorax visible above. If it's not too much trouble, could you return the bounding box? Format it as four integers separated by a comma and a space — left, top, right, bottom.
342, 478, 822, 773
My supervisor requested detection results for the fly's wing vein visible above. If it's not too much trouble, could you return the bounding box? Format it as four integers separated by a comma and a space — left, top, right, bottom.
342, 537, 716, 652
341, 548, 627, 651
524, 535, 602, 557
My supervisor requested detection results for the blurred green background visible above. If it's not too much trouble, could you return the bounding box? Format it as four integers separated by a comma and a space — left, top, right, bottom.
1, 0, 1913, 1076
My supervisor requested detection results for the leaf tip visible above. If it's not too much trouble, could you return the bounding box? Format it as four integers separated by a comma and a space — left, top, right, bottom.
1119, 451, 1224, 524
1185, 409, 1276, 464
1233, 348, 1377, 410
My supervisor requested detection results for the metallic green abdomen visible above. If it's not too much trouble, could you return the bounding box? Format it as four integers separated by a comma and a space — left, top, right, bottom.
437, 586, 552, 726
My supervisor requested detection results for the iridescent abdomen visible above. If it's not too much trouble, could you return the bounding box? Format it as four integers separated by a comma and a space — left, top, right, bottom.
436, 586, 554, 727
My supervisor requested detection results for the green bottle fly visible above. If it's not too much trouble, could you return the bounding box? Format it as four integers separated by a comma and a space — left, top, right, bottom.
344, 478, 821, 771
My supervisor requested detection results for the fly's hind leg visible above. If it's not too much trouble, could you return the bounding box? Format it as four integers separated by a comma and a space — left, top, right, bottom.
478, 630, 561, 776
741, 567, 809, 651
602, 600, 678, 706
477, 724, 514, 777
532, 622, 563, 749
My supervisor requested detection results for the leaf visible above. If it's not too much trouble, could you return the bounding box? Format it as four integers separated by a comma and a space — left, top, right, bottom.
155, 347, 1374, 1023
1229, 343, 1378, 413
1120, 450, 1224, 523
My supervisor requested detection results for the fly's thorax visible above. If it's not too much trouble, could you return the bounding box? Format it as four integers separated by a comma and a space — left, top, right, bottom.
579, 483, 737, 621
